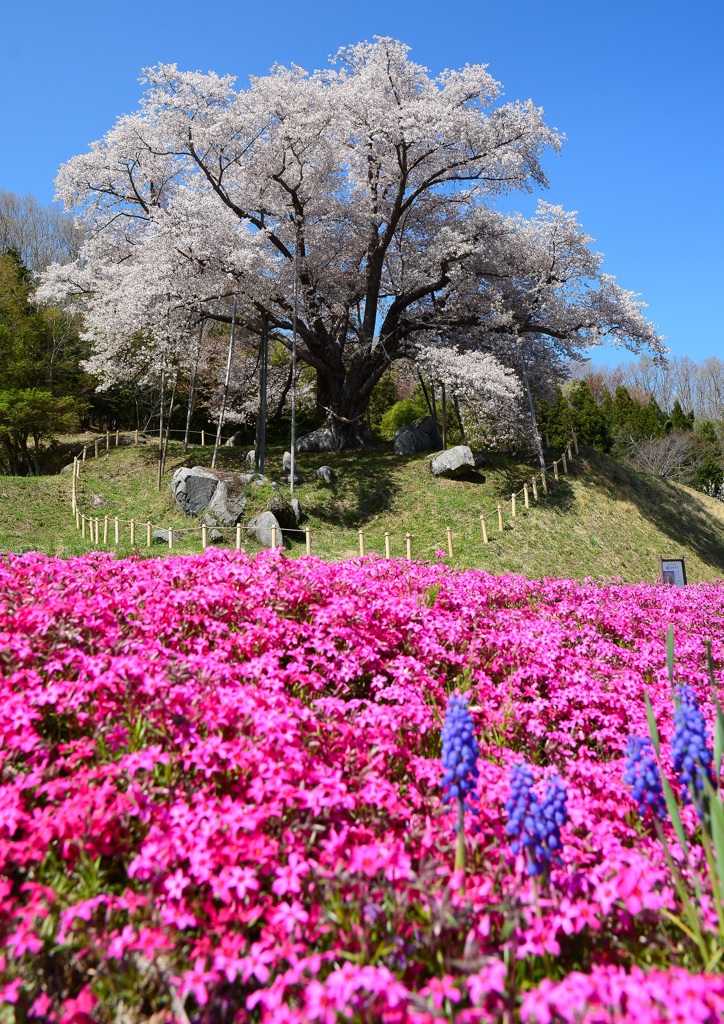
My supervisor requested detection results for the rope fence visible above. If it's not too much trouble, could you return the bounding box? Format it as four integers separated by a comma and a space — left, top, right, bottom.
67, 429, 580, 562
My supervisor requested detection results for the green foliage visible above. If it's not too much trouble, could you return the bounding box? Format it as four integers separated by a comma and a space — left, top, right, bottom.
368, 373, 399, 427
378, 391, 430, 440
0, 251, 87, 473
669, 400, 695, 433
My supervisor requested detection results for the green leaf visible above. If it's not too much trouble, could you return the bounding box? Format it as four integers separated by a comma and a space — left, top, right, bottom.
703, 776, 724, 926
707, 642, 724, 778
667, 625, 676, 693
645, 693, 688, 853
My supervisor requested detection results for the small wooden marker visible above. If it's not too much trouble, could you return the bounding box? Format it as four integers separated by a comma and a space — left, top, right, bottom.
405, 532, 412, 559
384, 532, 391, 558
115, 430, 120, 446
524, 484, 529, 508
82, 446, 87, 462
146, 522, 152, 547
446, 526, 453, 558
202, 524, 208, 549
480, 514, 488, 544
271, 525, 277, 550
135, 429, 139, 445
201, 430, 206, 446
359, 530, 365, 557
106, 430, 110, 450
114, 517, 119, 544
236, 525, 242, 551
511, 492, 516, 517
168, 529, 174, 550
94, 439, 99, 458
305, 526, 311, 556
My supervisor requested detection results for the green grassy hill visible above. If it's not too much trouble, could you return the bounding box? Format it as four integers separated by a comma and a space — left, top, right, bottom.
1, 434, 724, 583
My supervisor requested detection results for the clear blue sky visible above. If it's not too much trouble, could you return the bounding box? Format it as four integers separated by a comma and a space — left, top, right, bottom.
1, 0, 722, 365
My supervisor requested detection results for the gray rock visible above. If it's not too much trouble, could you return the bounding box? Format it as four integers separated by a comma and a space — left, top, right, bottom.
290, 498, 303, 524
296, 427, 336, 453
473, 452, 486, 469
266, 496, 297, 530
393, 415, 441, 455
91, 494, 105, 508
171, 466, 248, 525
202, 512, 219, 527
250, 474, 270, 488
246, 511, 281, 547
430, 445, 475, 478
282, 451, 293, 472
60, 463, 76, 475
225, 431, 246, 447
316, 465, 336, 483
271, 482, 281, 493
279, 473, 305, 486
152, 529, 169, 545
209, 529, 224, 543
246, 450, 257, 467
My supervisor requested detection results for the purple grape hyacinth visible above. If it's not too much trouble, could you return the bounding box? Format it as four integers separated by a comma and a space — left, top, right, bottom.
505, 764, 568, 877
672, 684, 716, 816
624, 736, 667, 820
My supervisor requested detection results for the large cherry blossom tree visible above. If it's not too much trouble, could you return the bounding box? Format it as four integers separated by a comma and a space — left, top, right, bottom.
39, 38, 664, 448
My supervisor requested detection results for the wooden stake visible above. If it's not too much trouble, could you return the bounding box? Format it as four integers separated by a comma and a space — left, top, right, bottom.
81, 515, 86, 538
201, 430, 206, 446
135, 429, 139, 445
115, 430, 120, 446
384, 532, 391, 558
71, 473, 77, 514
532, 477, 538, 501
94, 518, 100, 545
511, 493, 516, 517
168, 529, 174, 550
498, 504, 504, 532
562, 453, 568, 475
146, 522, 152, 547
130, 519, 136, 546
271, 525, 277, 550
406, 532, 412, 559
359, 530, 365, 557
573, 431, 579, 455
567, 442, 572, 461
82, 446, 87, 461
446, 526, 453, 558
480, 514, 488, 544
236, 525, 242, 551
94, 439, 99, 458
103, 515, 109, 545
114, 517, 119, 544
305, 526, 311, 556
524, 484, 529, 508
202, 524, 208, 549
554, 461, 559, 481
106, 430, 110, 450
75, 511, 80, 530
541, 469, 548, 495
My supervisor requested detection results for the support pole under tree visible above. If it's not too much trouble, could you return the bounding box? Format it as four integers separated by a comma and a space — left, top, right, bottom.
156, 368, 166, 492
184, 319, 204, 453
159, 370, 179, 488
212, 299, 237, 470
255, 314, 269, 474
441, 382, 447, 450
517, 341, 546, 472
290, 250, 298, 497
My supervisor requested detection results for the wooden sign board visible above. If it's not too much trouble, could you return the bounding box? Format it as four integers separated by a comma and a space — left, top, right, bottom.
658, 557, 687, 588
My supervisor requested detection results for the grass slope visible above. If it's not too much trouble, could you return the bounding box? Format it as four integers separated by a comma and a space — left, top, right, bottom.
1, 435, 724, 582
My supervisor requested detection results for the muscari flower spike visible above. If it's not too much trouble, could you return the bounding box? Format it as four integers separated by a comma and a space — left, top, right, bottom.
505, 763, 568, 877
672, 684, 716, 816
441, 693, 480, 816
624, 736, 667, 820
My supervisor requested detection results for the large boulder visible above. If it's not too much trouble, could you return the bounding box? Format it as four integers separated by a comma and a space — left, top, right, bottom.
246, 511, 281, 548
430, 445, 475, 479
265, 495, 297, 531
171, 467, 247, 526
393, 416, 440, 455
296, 427, 336, 453
225, 431, 246, 447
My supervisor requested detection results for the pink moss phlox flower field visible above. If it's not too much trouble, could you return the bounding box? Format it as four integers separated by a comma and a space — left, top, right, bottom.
2, 549, 724, 1023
